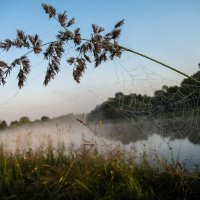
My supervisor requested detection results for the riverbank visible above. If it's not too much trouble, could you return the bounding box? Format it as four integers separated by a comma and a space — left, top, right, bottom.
0, 141, 199, 200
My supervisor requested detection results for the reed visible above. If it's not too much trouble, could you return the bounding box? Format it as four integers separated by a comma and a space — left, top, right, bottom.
0, 135, 199, 200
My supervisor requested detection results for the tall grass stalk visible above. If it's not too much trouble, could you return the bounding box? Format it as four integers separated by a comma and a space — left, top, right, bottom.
0, 137, 199, 200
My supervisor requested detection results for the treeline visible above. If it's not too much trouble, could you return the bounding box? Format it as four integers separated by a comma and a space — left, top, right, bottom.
88, 70, 200, 121
0, 116, 50, 131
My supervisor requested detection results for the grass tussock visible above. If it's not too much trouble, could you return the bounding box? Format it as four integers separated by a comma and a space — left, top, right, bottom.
0, 141, 199, 200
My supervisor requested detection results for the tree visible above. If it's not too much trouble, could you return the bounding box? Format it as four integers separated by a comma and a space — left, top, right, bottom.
0, 3, 199, 89
41, 116, 50, 122
162, 85, 169, 92
10, 120, 19, 127
19, 116, 30, 124
88, 70, 200, 121
0, 120, 7, 130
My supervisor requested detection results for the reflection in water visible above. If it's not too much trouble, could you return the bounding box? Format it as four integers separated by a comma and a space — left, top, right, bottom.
126, 134, 200, 170
93, 117, 200, 145
0, 119, 199, 170
91, 119, 200, 170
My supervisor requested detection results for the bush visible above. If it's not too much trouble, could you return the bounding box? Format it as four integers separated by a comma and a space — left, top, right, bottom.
19, 116, 30, 124
0, 120, 7, 130
41, 116, 50, 122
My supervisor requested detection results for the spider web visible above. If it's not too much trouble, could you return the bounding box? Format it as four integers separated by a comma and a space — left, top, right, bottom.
89, 57, 200, 145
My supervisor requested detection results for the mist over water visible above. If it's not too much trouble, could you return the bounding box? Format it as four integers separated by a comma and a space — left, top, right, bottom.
92, 119, 200, 170
0, 118, 200, 170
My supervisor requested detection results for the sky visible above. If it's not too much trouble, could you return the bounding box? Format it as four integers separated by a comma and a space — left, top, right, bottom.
0, 0, 200, 123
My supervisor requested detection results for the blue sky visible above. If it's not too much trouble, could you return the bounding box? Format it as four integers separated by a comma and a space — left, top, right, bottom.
0, 0, 200, 122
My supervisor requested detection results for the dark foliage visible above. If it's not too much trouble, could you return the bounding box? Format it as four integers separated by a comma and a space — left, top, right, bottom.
88, 71, 200, 144
0, 120, 7, 130
19, 116, 30, 124
41, 116, 50, 121
88, 70, 200, 121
